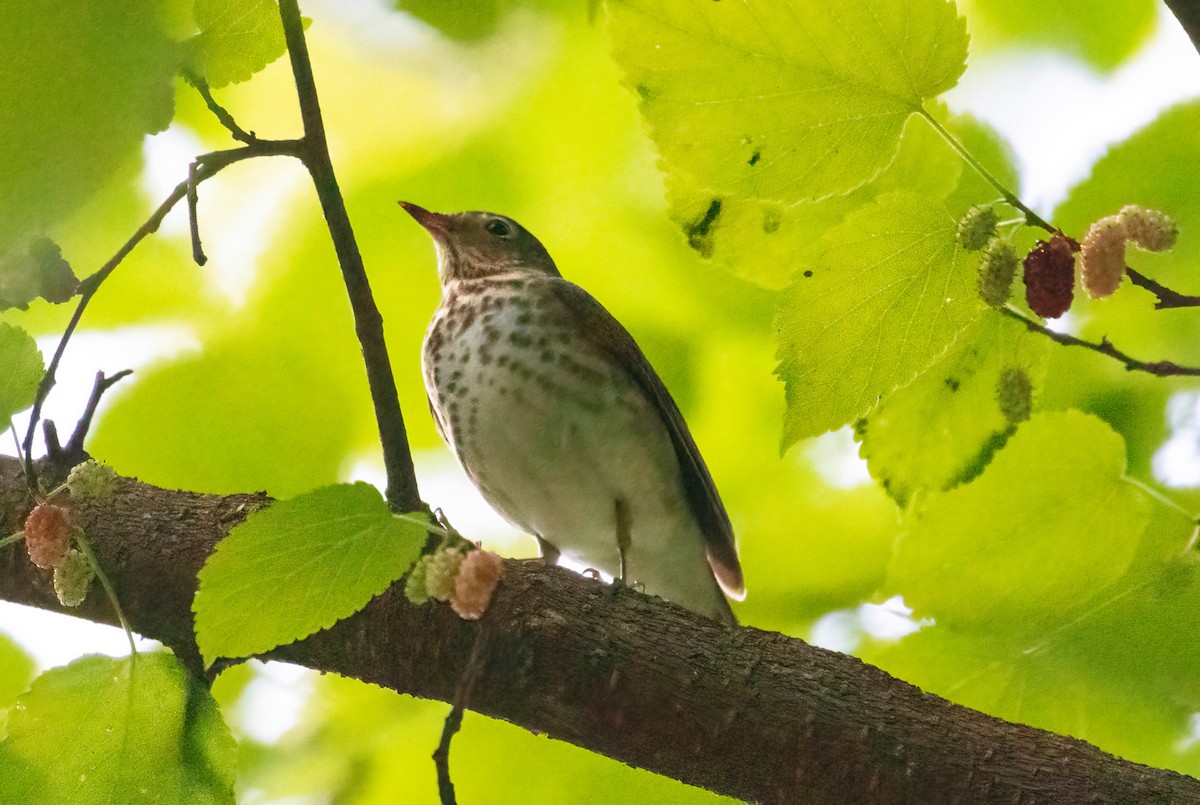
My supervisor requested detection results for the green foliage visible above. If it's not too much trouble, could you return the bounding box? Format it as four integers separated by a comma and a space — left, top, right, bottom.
776, 192, 982, 445
0, 3, 178, 254
0, 633, 35, 737
185, 0, 289, 88
608, 0, 968, 203
4, 0, 1200, 799
0, 324, 44, 426
0, 652, 236, 804
959, 0, 1157, 71
230, 670, 734, 803
193, 483, 427, 665
889, 410, 1149, 631
857, 311, 1047, 505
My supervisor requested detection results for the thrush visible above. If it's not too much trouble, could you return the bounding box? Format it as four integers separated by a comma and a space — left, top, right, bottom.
402, 202, 744, 623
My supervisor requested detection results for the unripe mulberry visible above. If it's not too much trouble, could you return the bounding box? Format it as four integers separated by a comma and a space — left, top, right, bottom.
1119, 205, 1177, 252
957, 206, 1000, 251
67, 460, 118, 502
404, 554, 432, 605
24, 503, 71, 570
978, 237, 1019, 307
425, 547, 468, 602
1081, 215, 1127, 298
1023, 234, 1077, 318
996, 367, 1033, 425
450, 549, 504, 620
53, 548, 94, 607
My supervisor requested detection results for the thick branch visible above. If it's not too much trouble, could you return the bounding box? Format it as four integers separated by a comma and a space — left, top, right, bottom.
1165, 0, 1200, 56
0, 457, 1195, 804
278, 0, 421, 512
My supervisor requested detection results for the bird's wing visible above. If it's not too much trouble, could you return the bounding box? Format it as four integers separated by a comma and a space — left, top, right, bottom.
546, 278, 745, 599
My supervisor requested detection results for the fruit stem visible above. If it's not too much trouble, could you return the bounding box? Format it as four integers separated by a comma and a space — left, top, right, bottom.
75, 529, 137, 655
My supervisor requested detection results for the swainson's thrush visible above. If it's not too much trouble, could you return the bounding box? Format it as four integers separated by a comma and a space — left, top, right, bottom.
402, 203, 744, 623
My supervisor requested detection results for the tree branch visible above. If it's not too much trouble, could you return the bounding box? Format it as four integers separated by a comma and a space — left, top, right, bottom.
1126, 267, 1200, 309
1165, 0, 1200, 56
0, 457, 1195, 804
1002, 306, 1200, 376
277, 0, 422, 513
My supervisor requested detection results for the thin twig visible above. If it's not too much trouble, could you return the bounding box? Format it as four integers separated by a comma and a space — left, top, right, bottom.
919, 108, 1056, 234
434, 629, 489, 805
1000, 306, 1200, 376
0, 532, 25, 550
277, 0, 423, 513
1125, 267, 1200, 309
187, 162, 207, 266
189, 75, 259, 145
21, 140, 304, 494
434, 704, 465, 805
64, 370, 134, 457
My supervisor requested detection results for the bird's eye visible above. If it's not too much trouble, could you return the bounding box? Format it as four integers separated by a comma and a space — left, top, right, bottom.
486, 219, 512, 238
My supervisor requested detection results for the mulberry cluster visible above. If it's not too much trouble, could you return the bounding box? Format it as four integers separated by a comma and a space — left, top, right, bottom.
24, 503, 71, 570
1023, 234, 1078, 319
977, 238, 1019, 307
1080, 205, 1177, 299
451, 549, 504, 620
996, 367, 1033, 425
957, 206, 1000, 252
53, 549, 95, 607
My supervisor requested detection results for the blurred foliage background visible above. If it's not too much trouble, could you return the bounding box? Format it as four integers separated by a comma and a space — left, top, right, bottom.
2, 0, 1200, 801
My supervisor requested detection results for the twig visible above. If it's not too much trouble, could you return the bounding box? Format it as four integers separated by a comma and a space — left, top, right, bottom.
1001, 306, 1200, 376
1126, 267, 1200, 309
21, 140, 303, 494
187, 162, 207, 266
434, 704, 465, 805
189, 75, 259, 145
42, 420, 63, 460
278, 0, 423, 513
919, 108, 1056, 234
433, 629, 489, 805
63, 370, 134, 458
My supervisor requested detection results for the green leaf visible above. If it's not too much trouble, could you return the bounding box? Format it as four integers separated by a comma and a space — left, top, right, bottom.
194, 483, 427, 665
608, 0, 969, 202
0, 4, 177, 252
0, 633, 34, 737
888, 410, 1149, 633
0, 652, 236, 804
186, 0, 288, 88
960, 0, 1156, 72
776, 191, 981, 446
857, 310, 1048, 506
0, 324, 44, 425
668, 113, 965, 290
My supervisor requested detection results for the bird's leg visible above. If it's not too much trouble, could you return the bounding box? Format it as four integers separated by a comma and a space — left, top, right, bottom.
535, 535, 561, 566
614, 497, 632, 586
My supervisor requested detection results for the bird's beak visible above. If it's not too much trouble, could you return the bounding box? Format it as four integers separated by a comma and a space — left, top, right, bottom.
399, 201, 452, 237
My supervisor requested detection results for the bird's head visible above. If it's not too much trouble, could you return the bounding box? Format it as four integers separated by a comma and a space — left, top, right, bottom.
400, 202, 560, 285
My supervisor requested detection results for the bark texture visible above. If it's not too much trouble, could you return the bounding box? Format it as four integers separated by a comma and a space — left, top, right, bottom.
1, 456, 1197, 804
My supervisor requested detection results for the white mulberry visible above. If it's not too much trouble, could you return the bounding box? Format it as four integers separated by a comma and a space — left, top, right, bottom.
1081, 215, 1127, 298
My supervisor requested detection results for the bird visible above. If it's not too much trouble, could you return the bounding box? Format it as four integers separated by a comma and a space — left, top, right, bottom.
402, 202, 744, 623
